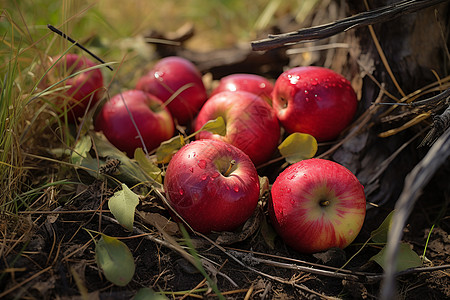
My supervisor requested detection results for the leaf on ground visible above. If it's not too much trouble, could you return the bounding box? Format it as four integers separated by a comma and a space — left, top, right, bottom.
137, 211, 180, 236
260, 215, 277, 250
370, 243, 422, 272
89, 132, 154, 185
155, 135, 185, 164
95, 234, 135, 286
278, 132, 318, 164
133, 288, 168, 300
198, 116, 227, 136
108, 184, 140, 231
215, 205, 262, 245
371, 210, 394, 244
71, 135, 92, 165
134, 148, 163, 183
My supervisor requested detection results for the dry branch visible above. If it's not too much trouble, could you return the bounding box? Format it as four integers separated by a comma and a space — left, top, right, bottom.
251, 0, 449, 51
379, 126, 450, 299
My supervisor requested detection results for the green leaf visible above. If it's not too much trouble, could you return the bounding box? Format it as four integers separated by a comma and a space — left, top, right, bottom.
155, 135, 185, 164
371, 210, 395, 244
89, 132, 155, 185
134, 148, 163, 183
370, 243, 422, 272
95, 234, 135, 286
133, 288, 168, 300
278, 132, 318, 164
71, 135, 92, 165
199, 116, 227, 136
108, 184, 140, 231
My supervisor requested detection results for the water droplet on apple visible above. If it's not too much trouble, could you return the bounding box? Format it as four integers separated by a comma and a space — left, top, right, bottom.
197, 160, 207, 169
179, 188, 185, 195
201, 174, 208, 181
233, 186, 239, 192
189, 167, 194, 173
211, 172, 220, 179
304, 90, 309, 95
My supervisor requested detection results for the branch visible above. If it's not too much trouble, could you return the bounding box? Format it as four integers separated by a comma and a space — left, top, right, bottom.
251, 0, 449, 51
379, 126, 450, 299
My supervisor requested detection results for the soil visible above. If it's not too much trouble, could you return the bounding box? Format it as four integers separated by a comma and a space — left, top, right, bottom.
1, 156, 449, 300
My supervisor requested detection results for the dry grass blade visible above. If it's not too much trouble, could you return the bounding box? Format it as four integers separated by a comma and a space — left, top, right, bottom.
251, 0, 448, 50
379, 127, 450, 299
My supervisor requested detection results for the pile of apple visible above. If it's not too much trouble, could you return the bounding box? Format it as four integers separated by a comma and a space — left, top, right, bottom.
50, 54, 366, 254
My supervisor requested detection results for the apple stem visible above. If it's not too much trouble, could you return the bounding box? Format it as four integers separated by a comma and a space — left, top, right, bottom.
319, 199, 330, 207
223, 160, 236, 177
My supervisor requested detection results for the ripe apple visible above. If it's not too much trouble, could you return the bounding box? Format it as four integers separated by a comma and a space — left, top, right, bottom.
269, 158, 366, 254
194, 91, 280, 166
272, 66, 357, 142
95, 89, 174, 157
47, 53, 104, 122
210, 73, 274, 105
136, 56, 208, 125
164, 139, 260, 234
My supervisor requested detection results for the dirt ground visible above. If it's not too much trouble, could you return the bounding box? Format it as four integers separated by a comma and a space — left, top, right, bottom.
1, 154, 448, 299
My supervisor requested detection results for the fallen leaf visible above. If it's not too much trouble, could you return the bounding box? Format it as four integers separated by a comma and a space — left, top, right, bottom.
95, 234, 135, 286
278, 132, 318, 164
108, 184, 140, 231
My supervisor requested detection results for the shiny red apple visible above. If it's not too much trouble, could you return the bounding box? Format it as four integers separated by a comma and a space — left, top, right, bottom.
210, 73, 274, 105
269, 158, 366, 254
47, 53, 104, 122
194, 91, 280, 166
95, 89, 174, 157
136, 56, 207, 125
164, 139, 260, 234
272, 66, 357, 142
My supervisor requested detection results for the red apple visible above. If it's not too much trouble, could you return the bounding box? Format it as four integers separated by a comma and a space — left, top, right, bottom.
136, 56, 208, 125
210, 73, 274, 105
194, 91, 280, 166
272, 66, 357, 142
164, 139, 260, 234
47, 53, 104, 122
269, 158, 366, 254
95, 89, 174, 157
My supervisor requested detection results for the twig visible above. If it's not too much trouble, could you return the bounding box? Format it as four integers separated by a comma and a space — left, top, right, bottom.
229, 249, 450, 285
379, 126, 450, 299
420, 103, 450, 146
48, 24, 113, 71
251, 0, 448, 51
376, 88, 450, 107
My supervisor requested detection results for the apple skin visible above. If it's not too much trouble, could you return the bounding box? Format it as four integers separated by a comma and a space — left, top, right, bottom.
272, 66, 357, 142
210, 73, 274, 105
164, 139, 260, 234
269, 158, 366, 254
49, 53, 104, 122
136, 56, 208, 125
95, 89, 174, 157
194, 91, 280, 166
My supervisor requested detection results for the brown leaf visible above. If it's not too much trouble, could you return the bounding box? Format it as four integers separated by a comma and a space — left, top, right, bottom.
137, 211, 180, 236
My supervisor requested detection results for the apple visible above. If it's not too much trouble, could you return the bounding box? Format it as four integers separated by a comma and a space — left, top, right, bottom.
194, 91, 280, 166
95, 89, 174, 157
272, 66, 357, 142
136, 56, 208, 125
47, 53, 104, 122
210, 73, 274, 105
269, 158, 366, 254
164, 139, 260, 234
